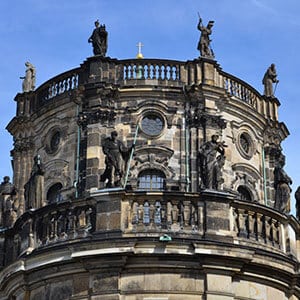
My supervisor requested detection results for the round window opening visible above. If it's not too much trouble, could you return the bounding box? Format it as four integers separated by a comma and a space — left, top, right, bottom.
240, 133, 250, 154
238, 132, 254, 159
141, 113, 164, 137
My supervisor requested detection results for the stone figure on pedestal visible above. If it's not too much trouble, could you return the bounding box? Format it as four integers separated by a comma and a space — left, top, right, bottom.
198, 135, 226, 190
262, 64, 279, 97
274, 154, 292, 213
88, 20, 108, 56
24, 155, 45, 209
0, 176, 17, 227
20, 61, 36, 92
197, 17, 215, 59
295, 186, 300, 220
100, 131, 133, 188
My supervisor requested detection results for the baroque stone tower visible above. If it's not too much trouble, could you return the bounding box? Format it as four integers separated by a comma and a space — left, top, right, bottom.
0, 20, 299, 300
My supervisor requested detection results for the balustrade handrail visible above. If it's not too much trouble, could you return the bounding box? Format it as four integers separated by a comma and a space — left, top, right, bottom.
118, 58, 186, 65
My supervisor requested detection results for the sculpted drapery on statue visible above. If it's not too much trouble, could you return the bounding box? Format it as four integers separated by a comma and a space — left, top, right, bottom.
24, 155, 45, 209
262, 63, 279, 97
20, 61, 36, 92
274, 154, 292, 213
197, 16, 215, 59
88, 20, 108, 56
198, 135, 226, 190
100, 131, 133, 188
0, 176, 17, 227
295, 186, 300, 220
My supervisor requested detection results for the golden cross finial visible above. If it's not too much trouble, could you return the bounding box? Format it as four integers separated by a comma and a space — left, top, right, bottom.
136, 42, 144, 59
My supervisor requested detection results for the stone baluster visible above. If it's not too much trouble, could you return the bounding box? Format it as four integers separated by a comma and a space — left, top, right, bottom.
28, 218, 34, 252
49, 214, 58, 241
78, 209, 87, 228
127, 64, 131, 79
265, 216, 272, 245
273, 220, 281, 249
256, 213, 264, 242
143, 202, 150, 225
198, 202, 204, 234
138, 204, 144, 225
124, 65, 128, 80
157, 64, 162, 80
171, 204, 179, 225
67, 210, 76, 238
166, 65, 170, 80
131, 202, 138, 225
149, 203, 155, 225
167, 201, 172, 226
57, 213, 66, 238
154, 201, 161, 225
248, 211, 256, 240
183, 201, 191, 227
190, 204, 197, 230
237, 209, 248, 238
42, 214, 50, 244
270, 219, 279, 247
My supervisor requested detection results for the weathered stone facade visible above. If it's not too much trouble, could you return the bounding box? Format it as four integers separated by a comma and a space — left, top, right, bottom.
0, 54, 299, 300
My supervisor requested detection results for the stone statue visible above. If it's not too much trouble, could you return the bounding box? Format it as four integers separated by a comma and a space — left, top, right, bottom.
295, 187, 300, 220
274, 154, 292, 213
88, 20, 108, 56
100, 131, 133, 188
24, 155, 45, 209
198, 135, 226, 190
262, 64, 279, 97
197, 17, 215, 59
0, 176, 17, 227
20, 61, 36, 92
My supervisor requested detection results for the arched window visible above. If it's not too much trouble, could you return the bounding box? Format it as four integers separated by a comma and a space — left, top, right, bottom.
47, 183, 63, 204
237, 185, 252, 201
138, 169, 166, 191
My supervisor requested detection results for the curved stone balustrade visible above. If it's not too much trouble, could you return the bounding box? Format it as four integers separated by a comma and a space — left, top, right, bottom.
14, 57, 279, 121
36, 68, 80, 105
1, 191, 299, 268
2, 199, 96, 265
221, 72, 260, 107
231, 200, 299, 257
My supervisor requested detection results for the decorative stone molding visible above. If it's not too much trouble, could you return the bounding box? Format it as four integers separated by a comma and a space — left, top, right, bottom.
77, 109, 116, 127
130, 146, 175, 180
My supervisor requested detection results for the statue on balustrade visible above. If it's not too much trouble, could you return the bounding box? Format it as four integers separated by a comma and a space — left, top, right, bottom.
0, 176, 17, 227
20, 61, 36, 92
88, 20, 108, 56
198, 135, 226, 190
24, 155, 45, 209
100, 131, 133, 188
274, 154, 292, 213
262, 63, 279, 97
295, 186, 300, 220
197, 16, 215, 59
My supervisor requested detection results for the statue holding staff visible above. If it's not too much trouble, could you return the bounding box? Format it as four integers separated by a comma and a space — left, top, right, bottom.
197, 14, 215, 59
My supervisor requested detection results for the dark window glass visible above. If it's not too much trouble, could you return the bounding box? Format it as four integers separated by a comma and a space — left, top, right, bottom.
47, 183, 63, 204
237, 185, 252, 201
50, 131, 61, 152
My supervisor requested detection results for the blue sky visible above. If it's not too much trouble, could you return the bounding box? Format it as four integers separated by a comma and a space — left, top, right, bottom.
0, 0, 299, 213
